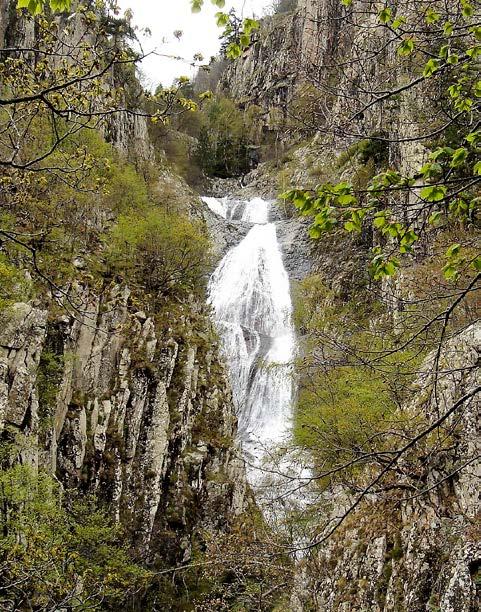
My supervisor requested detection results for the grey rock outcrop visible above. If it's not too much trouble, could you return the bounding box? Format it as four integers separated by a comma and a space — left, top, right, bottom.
0, 284, 248, 555
293, 323, 481, 611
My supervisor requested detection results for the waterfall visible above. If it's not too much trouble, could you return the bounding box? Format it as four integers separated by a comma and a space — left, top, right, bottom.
205, 196, 296, 482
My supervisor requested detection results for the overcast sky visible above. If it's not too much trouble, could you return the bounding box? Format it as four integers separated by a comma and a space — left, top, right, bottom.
117, 0, 272, 89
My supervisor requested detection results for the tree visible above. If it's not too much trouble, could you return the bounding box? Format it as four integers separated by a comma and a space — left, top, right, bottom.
106, 208, 212, 302
193, 97, 255, 177
0, 458, 151, 610
274, 0, 481, 552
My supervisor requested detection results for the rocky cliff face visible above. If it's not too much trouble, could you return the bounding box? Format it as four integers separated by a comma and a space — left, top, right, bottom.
221, 10, 304, 116
292, 323, 480, 611
0, 282, 247, 556
0, 0, 249, 570
221, 0, 349, 120
220, 1, 480, 609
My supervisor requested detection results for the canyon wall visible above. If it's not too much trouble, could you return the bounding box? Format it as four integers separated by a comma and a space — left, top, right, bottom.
0, 1, 249, 574
221, 1, 481, 610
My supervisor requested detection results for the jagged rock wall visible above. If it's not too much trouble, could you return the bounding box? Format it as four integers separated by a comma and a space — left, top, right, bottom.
0, 283, 247, 554
222, 0, 417, 147
221, 11, 304, 114
220, 1, 480, 609
293, 323, 481, 611
0, 0, 249, 563
221, 0, 350, 119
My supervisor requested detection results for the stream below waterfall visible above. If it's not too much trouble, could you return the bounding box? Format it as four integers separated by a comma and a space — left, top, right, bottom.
204, 195, 297, 487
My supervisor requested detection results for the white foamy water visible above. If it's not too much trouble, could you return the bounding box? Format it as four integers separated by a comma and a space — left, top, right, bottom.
202, 195, 269, 224
206, 196, 296, 480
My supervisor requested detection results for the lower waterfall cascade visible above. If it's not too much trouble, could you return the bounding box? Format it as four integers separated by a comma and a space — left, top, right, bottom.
204, 195, 297, 484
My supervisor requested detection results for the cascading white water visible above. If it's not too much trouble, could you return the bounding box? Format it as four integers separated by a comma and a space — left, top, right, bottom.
205, 196, 296, 481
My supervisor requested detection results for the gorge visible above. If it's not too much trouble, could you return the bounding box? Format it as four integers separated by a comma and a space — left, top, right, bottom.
0, 0, 480, 610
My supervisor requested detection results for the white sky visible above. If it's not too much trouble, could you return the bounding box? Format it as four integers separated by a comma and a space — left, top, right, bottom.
117, 0, 272, 89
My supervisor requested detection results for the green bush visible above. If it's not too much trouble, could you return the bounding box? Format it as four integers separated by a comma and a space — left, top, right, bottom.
292, 274, 423, 477
106, 209, 212, 302
104, 160, 150, 214
0, 463, 151, 610
0, 254, 32, 311
294, 364, 395, 471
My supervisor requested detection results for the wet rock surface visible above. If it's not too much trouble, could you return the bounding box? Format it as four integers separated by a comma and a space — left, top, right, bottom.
202, 174, 314, 282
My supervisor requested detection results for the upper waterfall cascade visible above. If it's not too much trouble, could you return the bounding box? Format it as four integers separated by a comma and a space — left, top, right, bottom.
205, 196, 296, 481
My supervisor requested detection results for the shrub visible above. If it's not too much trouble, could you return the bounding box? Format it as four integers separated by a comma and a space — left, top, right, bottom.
0, 254, 32, 311
294, 364, 395, 472
0, 463, 152, 610
292, 274, 423, 478
106, 209, 212, 302
104, 160, 150, 214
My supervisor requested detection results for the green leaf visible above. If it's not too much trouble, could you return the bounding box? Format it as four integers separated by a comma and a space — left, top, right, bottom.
443, 21, 453, 36
449, 199, 469, 216
446, 243, 461, 258
240, 33, 250, 48
466, 46, 481, 59
347, 210, 362, 232
399, 229, 419, 252
226, 42, 242, 59
398, 37, 415, 57
472, 256, 481, 271
430, 146, 454, 161
378, 7, 392, 23
442, 264, 459, 280
17, 0, 43, 14
473, 161, 481, 175
448, 83, 462, 99
425, 8, 440, 24
373, 214, 387, 229
385, 261, 399, 276
384, 222, 404, 238
450, 147, 468, 167
215, 11, 229, 27
419, 162, 442, 179
423, 58, 441, 77
465, 131, 481, 146
191, 0, 203, 12
49, 0, 70, 11
420, 185, 447, 202
461, 0, 474, 18
337, 194, 356, 206
243, 18, 259, 34
454, 97, 473, 112
439, 45, 450, 59
470, 26, 481, 41
332, 181, 352, 194
211, 0, 225, 6
392, 16, 406, 29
